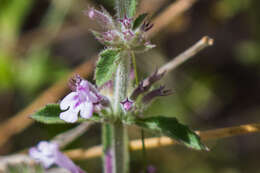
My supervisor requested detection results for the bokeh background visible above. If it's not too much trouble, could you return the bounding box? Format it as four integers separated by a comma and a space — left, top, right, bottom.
1, 0, 260, 172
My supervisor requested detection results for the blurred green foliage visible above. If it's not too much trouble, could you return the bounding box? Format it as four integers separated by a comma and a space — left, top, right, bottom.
6, 163, 44, 173
0, 0, 33, 45
213, 0, 250, 20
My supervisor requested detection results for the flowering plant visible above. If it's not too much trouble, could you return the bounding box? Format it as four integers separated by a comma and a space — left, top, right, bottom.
29, 1, 209, 173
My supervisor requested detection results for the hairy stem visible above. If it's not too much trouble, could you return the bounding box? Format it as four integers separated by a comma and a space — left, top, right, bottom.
131, 51, 147, 170
116, 0, 127, 18
131, 51, 139, 85
102, 53, 130, 173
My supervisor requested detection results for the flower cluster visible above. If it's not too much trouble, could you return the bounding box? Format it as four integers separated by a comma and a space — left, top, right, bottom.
86, 7, 155, 52
29, 141, 85, 173
60, 74, 109, 123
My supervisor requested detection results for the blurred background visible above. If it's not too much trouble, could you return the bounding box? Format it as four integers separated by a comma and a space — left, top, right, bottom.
1, 0, 260, 172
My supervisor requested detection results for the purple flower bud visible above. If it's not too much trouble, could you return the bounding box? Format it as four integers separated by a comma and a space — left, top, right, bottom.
130, 70, 166, 100
141, 21, 154, 32
103, 30, 119, 42
60, 75, 108, 123
142, 86, 172, 104
120, 98, 134, 111
29, 141, 85, 173
84, 7, 114, 30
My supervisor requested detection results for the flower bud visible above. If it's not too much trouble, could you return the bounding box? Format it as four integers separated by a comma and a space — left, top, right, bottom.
130, 70, 166, 100
142, 86, 172, 104
84, 7, 114, 30
120, 98, 134, 111
141, 21, 154, 32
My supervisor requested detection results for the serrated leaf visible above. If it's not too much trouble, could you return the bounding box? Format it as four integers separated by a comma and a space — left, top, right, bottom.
95, 48, 120, 87
133, 13, 148, 30
135, 116, 208, 150
31, 104, 101, 124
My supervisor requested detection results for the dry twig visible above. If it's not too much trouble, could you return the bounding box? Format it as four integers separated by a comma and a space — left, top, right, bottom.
158, 36, 214, 74
51, 122, 93, 149
1, 122, 260, 168
65, 122, 260, 160
146, 0, 197, 38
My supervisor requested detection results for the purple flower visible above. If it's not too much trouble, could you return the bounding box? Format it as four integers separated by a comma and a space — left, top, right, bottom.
120, 98, 134, 111
29, 141, 85, 173
60, 75, 107, 123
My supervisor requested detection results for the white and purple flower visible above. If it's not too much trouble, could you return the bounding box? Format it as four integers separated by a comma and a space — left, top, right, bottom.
29, 141, 85, 173
60, 75, 108, 123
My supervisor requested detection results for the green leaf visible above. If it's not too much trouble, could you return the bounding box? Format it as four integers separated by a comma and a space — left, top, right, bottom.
31, 104, 101, 124
133, 13, 148, 30
135, 116, 208, 150
95, 48, 121, 87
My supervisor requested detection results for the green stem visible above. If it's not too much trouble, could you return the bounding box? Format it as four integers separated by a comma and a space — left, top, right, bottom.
116, 0, 128, 18
102, 53, 130, 173
113, 122, 129, 173
131, 51, 139, 85
131, 51, 147, 171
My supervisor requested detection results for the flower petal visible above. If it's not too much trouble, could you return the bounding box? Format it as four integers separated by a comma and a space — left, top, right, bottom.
29, 147, 42, 160
29, 146, 56, 168
60, 92, 78, 110
80, 102, 93, 119
60, 110, 78, 123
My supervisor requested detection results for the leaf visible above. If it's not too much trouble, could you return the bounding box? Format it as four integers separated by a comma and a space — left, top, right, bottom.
31, 104, 101, 124
135, 116, 208, 150
133, 13, 148, 30
95, 48, 121, 87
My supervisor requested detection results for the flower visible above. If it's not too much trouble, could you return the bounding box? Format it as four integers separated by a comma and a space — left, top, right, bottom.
29, 141, 85, 173
60, 75, 107, 123
120, 98, 134, 111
